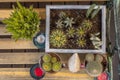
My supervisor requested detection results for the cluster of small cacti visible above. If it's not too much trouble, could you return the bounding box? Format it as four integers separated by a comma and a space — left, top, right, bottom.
42, 54, 62, 72
50, 30, 67, 48
85, 54, 104, 77
90, 33, 102, 49
76, 27, 86, 38
66, 27, 75, 38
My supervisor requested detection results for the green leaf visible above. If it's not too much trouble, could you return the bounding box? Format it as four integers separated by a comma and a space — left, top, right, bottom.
86, 4, 96, 18
91, 6, 100, 19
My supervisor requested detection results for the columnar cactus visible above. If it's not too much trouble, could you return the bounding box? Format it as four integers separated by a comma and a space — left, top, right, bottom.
50, 30, 67, 48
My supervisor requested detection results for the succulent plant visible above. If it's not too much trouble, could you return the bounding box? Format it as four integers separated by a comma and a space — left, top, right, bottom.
96, 54, 103, 63
42, 62, 52, 72
55, 19, 64, 28
50, 30, 67, 48
90, 33, 102, 49
86, 4, 96, 18
51, 57, 57, 63
3, 1, 40, 40
76, 27, 86, 38
85, 54, 94, 62
86, 61, 103, 77
81, 19, 93, 31
66, 27, 75, 38
64, 17, 75, 27
91, 6, 100, 19
52, 61, 62, 72
59, 11, 67, 19
76, 38, 86, 48
42, 54, 51, 62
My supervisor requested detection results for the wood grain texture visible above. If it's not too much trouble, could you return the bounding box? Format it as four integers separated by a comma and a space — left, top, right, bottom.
0, 52, 43, 64
0, 39, 37, 49
0, 0, 108, 2
0, 68, 94, 80
0, 8, 45, 19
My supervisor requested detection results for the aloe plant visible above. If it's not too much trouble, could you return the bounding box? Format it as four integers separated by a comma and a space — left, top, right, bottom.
2, 1, 40, 40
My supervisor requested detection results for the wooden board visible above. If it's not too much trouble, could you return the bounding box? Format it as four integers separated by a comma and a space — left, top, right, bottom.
0, 39, 37, 49
0, 8, 45, 20
0, 0, 108, 2
0, 68, 94, 80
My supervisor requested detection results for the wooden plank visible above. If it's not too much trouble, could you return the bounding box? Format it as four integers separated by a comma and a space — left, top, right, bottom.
0, 8, 45, 20
0, 52, 42, 64
0, 0, 108, 2
0, 68, 94, 80
0, 39, 37, 49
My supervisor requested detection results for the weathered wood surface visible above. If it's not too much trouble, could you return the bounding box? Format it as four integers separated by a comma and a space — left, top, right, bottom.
0, 0, 108, 2
0, 68, 93, 80
0, 8, 45, 20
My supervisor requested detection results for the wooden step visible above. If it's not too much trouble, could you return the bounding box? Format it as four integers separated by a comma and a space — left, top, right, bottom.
0, 0, 108, 2
0, 8, 45, 20
0, 68, 94, 80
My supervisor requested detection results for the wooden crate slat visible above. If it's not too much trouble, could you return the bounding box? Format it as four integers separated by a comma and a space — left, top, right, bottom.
0, 52, 42, 64
0, 39, 37, 49
0, 8, 45, 20
0, 0, 108, 2
0, 25, 11, 35
0, 68, 94, 80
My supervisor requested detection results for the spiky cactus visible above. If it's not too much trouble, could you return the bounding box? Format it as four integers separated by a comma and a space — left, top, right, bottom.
76, 38, 86, 48
55, 20, 64, 28
66, 27, 75, 38
76, 27, 86, 38
52, 61, 62, 72
96, 54, 103, 63
64, 17, 75, 27
59, 11, 67, 19
42, 62, 52, 72
81, 19, 93, 31
51, 57, 57, 63
50, 30, 67, 48
86, 61, 103, 77
85, 54, 94, 62
42, 54, 51, 62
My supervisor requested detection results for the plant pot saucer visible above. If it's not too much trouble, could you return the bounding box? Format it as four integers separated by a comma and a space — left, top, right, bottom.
33, 33, 45, 49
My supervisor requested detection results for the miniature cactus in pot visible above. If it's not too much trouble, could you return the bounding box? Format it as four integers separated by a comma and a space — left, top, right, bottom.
42, 62, 52, 72
42, 54, 51, 63
51, 57, 57, 63
50, 30, 67, 48
52, 61, 62, 72
85, 54, 94, 62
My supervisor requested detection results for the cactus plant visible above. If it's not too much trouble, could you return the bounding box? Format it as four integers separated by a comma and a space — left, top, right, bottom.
59, 11, 67, 19
50, 30, 67, 48
96, 54, 103, 63
52, 61, 62, 72
55, 19, 64, 28
76, 38, 86, 48
42, 54, 51, 62
86, 4, 96, 18
76, 27, 86, 38
64, 17, 75, 27
81, 19, 93, 31
51, 57, 57, 63
85, 54, 94, 62
86, 61, 103, 77
66, 27, 75, 38
42, 62, 52, 72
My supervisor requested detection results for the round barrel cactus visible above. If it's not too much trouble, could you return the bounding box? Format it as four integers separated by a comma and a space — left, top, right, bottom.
96, 54, 103, 63
52, 61, 62, 72
85, 54, 94, 62
42, 54, 51, 63
42, 62, 52, 72
86, 61, 103, 77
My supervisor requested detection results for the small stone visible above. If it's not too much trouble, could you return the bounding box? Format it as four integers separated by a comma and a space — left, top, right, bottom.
68, 53, 80, 73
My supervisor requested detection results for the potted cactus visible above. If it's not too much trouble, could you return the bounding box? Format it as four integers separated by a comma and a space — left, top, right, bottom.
46, 4, 106, 53
41, 53, 62, 72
